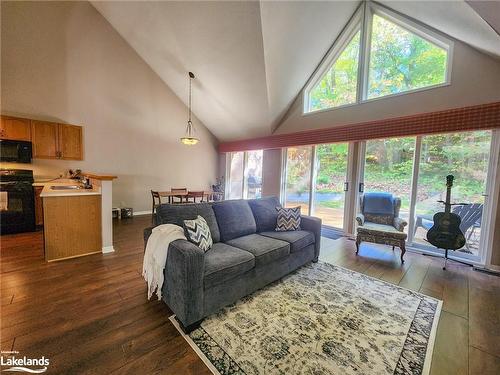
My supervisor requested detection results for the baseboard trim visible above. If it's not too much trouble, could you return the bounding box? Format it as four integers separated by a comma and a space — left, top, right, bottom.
132, 211, 151, 216
102, 246, 115, 254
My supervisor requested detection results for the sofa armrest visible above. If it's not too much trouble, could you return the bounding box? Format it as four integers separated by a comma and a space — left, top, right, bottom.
301, 215, 322, 261
393, 217, 408, 232
356, 213, 365, 226
143, 226, 154, 250
163, 239, 205, 327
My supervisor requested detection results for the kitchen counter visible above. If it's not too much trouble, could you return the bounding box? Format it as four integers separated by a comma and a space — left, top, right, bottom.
39, 181, 101, 198
37, 172, 116, 261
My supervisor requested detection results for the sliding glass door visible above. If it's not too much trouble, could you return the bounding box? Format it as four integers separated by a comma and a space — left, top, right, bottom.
228, 152, 244, 199
359, 130, 493, 261
284, 146, 313, 214
312, 143, 349, 229
413, 131, 491, 257
227, 150, 263, 200
284, 143, 352, 230
245, 150, 263, 199
361, 137, 415, 233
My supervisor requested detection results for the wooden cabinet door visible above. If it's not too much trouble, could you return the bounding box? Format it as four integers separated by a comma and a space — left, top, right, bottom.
0, 116, 31, 141
34, 186, 44, 226
58, 124, 83, 160
31, 120, 58, 158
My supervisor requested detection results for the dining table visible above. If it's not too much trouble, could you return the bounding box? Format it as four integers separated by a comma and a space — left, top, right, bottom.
158, 191, 223, 204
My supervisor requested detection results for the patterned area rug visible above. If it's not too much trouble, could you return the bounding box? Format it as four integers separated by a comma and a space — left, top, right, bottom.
171, 262, 442, 375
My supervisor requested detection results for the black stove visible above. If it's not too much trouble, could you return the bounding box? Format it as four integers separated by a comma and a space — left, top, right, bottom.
1, 169, 35, 234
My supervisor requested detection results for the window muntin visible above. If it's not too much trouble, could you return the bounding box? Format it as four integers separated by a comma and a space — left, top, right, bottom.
303, 2, 452, 114
308, 31, 361, 112
367, 14, 448, 99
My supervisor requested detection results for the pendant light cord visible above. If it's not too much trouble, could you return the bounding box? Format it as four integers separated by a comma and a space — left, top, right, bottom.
188, 73, 192, 124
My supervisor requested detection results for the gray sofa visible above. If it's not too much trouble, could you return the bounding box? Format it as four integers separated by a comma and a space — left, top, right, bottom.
143, 196, 322, 332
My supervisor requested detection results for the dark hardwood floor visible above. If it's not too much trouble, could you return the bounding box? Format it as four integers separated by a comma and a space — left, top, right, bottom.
1, 215, 499, 374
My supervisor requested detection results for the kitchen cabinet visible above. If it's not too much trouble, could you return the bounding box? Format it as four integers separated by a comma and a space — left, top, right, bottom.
0, 115, 84, 160
31, 120, 83, 160
34, 186, 44, 226
58, 124, 83, 160
0, 116, 31, 141
31, 120, 59, 159
43, 194, 101, 261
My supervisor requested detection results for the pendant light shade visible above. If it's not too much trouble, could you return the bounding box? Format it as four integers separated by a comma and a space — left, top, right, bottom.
181, 71, 199, 145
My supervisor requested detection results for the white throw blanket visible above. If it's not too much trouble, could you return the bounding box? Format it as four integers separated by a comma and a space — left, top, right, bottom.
143, 224, 186, 300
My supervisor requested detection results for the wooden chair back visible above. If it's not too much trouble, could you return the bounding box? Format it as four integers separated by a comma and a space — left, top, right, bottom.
188, 191, 205, 203
171, 187, 187, 204
171, 188, 187, 194
150, 190, 161, 224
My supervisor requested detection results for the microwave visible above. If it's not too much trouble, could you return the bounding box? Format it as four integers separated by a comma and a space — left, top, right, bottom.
0, 140, 33, 163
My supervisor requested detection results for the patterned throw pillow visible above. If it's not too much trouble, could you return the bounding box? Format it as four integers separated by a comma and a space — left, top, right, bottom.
183, 215, 213, 251
275, 207, 301, 232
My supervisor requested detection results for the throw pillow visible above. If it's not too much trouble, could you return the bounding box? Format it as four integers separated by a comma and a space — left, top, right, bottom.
275, 206, 301, 231
183, 215, 213, 251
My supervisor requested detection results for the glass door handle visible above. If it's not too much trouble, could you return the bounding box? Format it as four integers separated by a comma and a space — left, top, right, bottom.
344, 182, 349, 192
359, 183, 364, 193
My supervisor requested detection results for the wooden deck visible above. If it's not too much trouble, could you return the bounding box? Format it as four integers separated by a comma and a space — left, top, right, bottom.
1, 215, 499, 374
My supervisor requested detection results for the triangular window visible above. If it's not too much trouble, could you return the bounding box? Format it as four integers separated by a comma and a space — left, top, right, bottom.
304, 2, 452, 114
367, 14, 448, 99
309, 30, 361, 112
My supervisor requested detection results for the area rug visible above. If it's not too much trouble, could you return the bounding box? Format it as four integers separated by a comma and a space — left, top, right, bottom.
170, 262, 442, 375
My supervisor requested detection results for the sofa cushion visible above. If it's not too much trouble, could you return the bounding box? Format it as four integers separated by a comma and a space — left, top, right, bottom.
260, 230, 314, 253
226, 234, 290, 267
204, 243, 255, 289
212, 200, 256, 242
248, 196, 281, 232
156, 203, 220, 243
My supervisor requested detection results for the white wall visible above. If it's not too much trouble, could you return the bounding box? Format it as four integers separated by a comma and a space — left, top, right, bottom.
275, 39, 500, 134
262, 149, 282, 198
1, 1, 219, 212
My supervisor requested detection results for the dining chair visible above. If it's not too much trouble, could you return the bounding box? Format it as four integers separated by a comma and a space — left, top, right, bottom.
171, 188, 187, 204
150, 190, 162, 224
187, 191, 205, 203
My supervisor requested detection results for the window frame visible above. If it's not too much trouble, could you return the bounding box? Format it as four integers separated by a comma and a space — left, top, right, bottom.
302, 1, 454, 115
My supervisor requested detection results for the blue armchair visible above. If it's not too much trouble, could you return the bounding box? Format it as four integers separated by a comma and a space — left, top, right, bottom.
356, 192, 408, 263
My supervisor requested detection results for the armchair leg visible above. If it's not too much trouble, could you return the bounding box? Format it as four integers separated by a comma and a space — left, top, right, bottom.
400, 243, 406, 263
355, 237, 361, 254
392, 246, 395, 251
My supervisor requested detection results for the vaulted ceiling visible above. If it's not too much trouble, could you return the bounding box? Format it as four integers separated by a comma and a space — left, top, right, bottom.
91, 1, 500, 142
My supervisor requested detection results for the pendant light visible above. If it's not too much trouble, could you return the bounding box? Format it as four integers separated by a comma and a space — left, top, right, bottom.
181, 71, 199, 145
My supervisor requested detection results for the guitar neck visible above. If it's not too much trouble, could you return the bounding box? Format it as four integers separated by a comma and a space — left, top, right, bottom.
445, 185, 452, 213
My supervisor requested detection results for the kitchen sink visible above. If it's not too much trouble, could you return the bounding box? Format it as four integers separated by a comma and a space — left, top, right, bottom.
50, 185, 81, 190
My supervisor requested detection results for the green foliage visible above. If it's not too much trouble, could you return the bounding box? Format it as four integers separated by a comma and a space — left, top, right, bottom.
285, 132, 491, 216
286, 147, 312, 194
309, 32, 360, 111
315, 143, 349, 193
307, 14, 449, 111
318, 200, 343, 209
368, 15, 447, 98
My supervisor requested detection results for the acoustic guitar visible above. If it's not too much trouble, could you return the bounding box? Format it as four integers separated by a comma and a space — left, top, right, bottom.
426, 175, 466, 251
